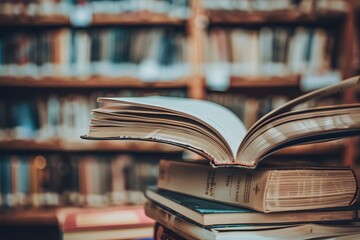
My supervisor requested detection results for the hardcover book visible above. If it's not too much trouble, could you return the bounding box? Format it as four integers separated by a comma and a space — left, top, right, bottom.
61, 205, 154, 240
155, 160, 358, 213
145, 201, 360, 240
145, 186, 358, 225
82, 76, 360, 169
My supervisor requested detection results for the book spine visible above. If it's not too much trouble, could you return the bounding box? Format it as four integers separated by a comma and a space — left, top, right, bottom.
154, 222, 188, 240
157, 160, 270, 212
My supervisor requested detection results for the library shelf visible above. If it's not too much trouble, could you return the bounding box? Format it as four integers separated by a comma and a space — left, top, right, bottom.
0, 14, 69, 26
205, 9, 346, 25
0, 139, 183, 153
0, 13, 186, 26
0, 76, 191, 89
228, 75, 300, 88
91, 13, 186, 26
0, 208, 59, 225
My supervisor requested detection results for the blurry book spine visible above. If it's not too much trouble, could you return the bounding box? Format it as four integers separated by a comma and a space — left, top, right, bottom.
154, 222, 187, 240
1, 156, 13, 207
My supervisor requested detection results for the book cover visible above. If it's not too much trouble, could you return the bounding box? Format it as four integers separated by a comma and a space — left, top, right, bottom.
156, 160, 358, 213
146, 186, 358, 226
62, 205, 154, 233
145, 201, 360, 240
61, 206, 154, 240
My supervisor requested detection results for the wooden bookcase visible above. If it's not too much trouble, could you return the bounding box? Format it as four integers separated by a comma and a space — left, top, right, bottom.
0, 0, 359, 233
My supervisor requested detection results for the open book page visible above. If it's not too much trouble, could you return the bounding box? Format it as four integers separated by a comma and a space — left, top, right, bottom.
235, 76, 360, 168
243, 76, 360, 148
90, 115, 231, 162
97, 97, 247, 159
238, 105, 360, 167
243, 104, 360, 152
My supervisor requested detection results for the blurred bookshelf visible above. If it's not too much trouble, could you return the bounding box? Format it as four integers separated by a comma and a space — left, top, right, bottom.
227, 75, 300, 88
0, 0, 359, 239
0, 76, 191, 88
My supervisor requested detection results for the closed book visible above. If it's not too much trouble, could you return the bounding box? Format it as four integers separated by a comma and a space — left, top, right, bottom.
61, 205, 154, 240
145, 201, 360, 240
146, 186, 358, 226
157, 160, 358, 213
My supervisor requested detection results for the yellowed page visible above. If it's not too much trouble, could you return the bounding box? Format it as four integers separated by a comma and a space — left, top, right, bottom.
98, 96, 247, 159
243, 76, 360, 148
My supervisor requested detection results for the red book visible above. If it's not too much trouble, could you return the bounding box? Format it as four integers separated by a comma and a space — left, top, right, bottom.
61, 205, 154, 240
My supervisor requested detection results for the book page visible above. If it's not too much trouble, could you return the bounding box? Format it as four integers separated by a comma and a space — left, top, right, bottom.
238, 107, 360, 167
98, 96, 247, 158
243, 76, 360, 149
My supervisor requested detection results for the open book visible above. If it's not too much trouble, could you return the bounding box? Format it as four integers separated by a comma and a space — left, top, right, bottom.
82, 76, 360, 168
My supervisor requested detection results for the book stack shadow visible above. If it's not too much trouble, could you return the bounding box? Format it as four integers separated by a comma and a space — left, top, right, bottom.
144, 160, 360, 240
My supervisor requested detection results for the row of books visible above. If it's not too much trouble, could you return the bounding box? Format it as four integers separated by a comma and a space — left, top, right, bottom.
202, 0, 347, 12
207, 92, 340, 129
0, 0, 190, 18
204, 27, 337, 80
0, 153, 159, 208
0, 28, 190, 81
0, 89, 186, 140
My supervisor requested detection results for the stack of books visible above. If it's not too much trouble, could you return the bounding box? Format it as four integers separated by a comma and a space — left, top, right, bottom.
145, 160, 359, 239
83, 76, 360, 239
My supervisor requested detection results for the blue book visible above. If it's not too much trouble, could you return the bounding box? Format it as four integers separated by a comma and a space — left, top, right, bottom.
0, 156, 12, 207
18, 155, 30, 197
145, 186, 357, 226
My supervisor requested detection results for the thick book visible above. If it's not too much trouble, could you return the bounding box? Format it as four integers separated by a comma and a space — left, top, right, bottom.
145, 201, 360, 240
154, 222, 187, 240
156, 160, 358, 213
145, 186, 358, 226
81, 76, 360, 169
61, 205, 154, 240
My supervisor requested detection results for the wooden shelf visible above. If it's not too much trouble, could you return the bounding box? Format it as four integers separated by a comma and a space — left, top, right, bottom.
0, 139, 183, 153
0, 76, 190, 89
91, 13, 186, 26
206, 9, 346, 25
228, 75, 300, 88
206, 75, 300, 91
0, 208, 59, 225
0, 13, 186, 26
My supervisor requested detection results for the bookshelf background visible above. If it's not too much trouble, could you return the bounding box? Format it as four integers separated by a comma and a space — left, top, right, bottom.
0, 0, 359, 239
